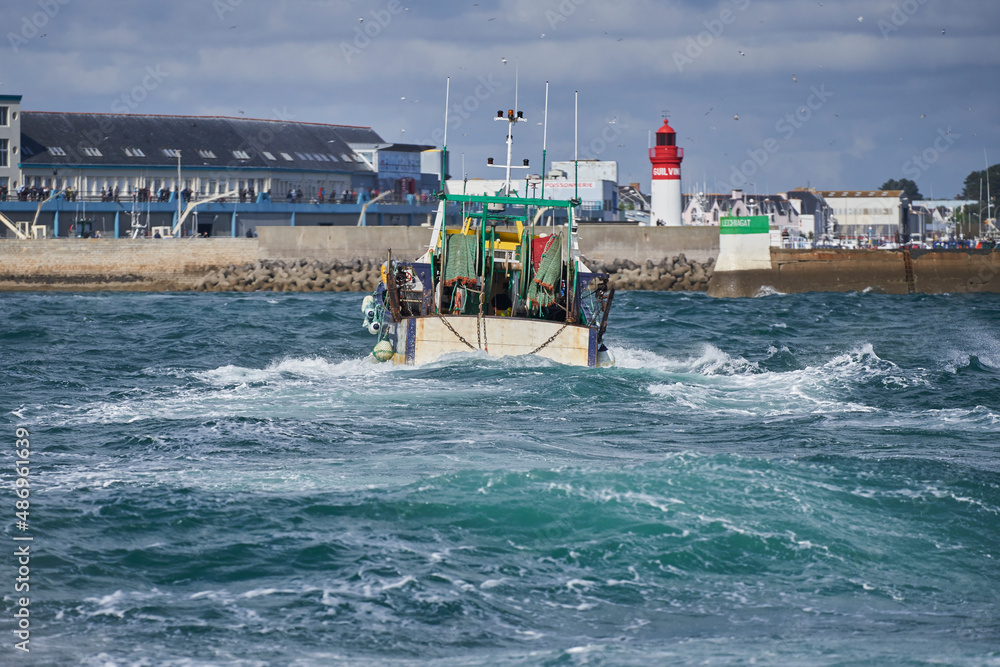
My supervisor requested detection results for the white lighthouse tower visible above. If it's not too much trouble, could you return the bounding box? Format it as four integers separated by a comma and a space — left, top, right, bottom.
649, 118, 684, 226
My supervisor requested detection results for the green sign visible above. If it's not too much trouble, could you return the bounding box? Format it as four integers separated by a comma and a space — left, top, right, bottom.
720, 215, 770, 235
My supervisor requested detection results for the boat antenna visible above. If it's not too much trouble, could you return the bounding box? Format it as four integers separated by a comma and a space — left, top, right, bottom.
488, 84, 527, 195
541, 81, 549, 201
514, 58, 519, 123
441, 77, 450, 193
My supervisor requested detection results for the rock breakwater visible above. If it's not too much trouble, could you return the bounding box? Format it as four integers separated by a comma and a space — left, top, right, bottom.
586, 254, 715, 292
190, 254, 716, 293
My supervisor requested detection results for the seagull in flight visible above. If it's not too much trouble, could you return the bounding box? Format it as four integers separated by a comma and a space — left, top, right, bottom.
733, 113, 739, 120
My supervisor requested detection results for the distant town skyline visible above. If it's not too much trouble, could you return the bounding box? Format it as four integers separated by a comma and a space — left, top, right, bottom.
4, 0, 998, 198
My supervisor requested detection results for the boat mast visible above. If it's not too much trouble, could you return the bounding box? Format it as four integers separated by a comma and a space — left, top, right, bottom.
441, 77, 450, 195
574, 91, 579, 203
541, 81, 549, 202
488, 88, 527, 195
986, 147, 992, 237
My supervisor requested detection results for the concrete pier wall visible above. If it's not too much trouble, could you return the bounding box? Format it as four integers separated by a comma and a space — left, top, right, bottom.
256, 224, 720, 265
0, 238, 257, 290
708, 248, 1000, 297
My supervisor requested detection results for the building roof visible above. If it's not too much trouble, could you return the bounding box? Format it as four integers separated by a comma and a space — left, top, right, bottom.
18, 111, 384, 173
785, 189, 830, 214
381, 143, 435, 153
817, 190, 903, 198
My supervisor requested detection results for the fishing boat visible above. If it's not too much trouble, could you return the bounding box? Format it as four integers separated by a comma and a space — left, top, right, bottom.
360, 84, 615, 367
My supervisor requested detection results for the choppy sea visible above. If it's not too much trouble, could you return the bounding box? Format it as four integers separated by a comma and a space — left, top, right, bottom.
2, 289, 999, 666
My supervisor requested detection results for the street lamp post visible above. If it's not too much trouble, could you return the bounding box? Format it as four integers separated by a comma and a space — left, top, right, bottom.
177, 150, 182, 237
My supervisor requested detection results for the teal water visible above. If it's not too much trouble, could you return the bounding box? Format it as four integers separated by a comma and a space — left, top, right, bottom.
2, 290, 999, 666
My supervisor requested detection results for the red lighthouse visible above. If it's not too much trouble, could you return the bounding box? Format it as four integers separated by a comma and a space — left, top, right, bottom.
649, 118, 684, 226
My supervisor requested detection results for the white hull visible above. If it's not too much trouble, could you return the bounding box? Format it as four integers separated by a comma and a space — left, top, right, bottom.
387, 315, 602, 367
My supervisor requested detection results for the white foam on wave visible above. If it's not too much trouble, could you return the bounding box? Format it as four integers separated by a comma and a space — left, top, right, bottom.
635, 342, 936, 419
942, 325, 1000, 372
81, 588, 167, 619
613, 344, 761, 376
195, 355, 380, 386
754, 285, 786, 297
53, 355, 397, 427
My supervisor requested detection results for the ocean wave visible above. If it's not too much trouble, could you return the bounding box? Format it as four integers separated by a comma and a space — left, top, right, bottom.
754, 285, 786, 297
614, 344, 762, 376
632, 343, 945, 419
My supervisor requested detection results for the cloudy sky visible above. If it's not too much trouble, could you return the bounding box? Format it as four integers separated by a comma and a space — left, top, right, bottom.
5, 0, 998, 198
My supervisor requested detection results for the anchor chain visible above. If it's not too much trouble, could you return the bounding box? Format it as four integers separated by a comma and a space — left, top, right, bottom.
477, 291, 488, 352
530, 323, 569, 356
437, 314, 476, 350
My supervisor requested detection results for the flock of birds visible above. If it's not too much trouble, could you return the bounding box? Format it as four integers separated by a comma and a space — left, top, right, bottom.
221, 6, 965, 152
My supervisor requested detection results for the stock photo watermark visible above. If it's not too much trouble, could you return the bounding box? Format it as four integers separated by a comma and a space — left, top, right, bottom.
722, 85, 834, 190
340, 0, 406, 64
673, 0, 751, 72
73, 64, 172, 152
878, 0, 931, 39
902, 127, 960, 182
419, 75, 504, 146
579, 119, 625, 161
11, 427, 33, 653
7, 0, 71, 54
545, 0, 588, 31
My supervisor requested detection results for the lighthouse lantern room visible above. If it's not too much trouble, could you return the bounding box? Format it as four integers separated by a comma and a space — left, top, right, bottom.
649, 118, 684, 226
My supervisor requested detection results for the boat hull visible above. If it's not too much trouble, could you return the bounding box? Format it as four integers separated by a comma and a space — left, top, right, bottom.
387, 315, 600, 367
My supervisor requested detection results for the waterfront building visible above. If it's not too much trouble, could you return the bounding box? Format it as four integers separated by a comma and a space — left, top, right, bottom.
0, 95, 441, 238
784, 189, 835, 240
817, 190, 907, 241
0, 95, 19, 198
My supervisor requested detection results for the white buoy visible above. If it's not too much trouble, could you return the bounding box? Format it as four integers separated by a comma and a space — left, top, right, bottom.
361, 295, 375, 315
373, 340, 394, 362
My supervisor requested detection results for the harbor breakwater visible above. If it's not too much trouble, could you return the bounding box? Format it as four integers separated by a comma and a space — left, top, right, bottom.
186, 254, 716, 293
5, 227, 996, 296
0, 225, 719, 293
